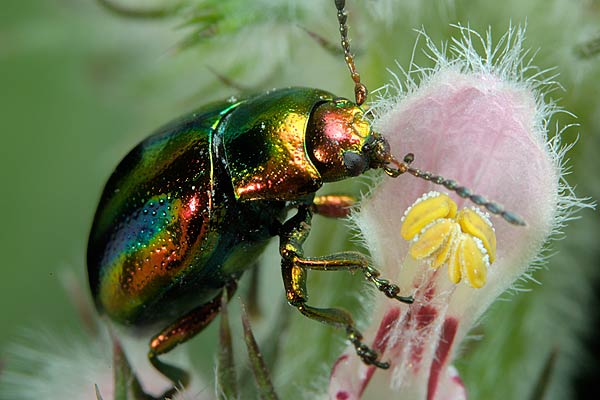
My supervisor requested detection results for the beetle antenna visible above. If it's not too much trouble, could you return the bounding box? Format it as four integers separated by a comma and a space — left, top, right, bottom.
384, 153, 527, 226
334, 0, 368, 106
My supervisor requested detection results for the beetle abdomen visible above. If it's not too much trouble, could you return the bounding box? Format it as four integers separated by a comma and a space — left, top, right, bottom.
87, 101, 246, 324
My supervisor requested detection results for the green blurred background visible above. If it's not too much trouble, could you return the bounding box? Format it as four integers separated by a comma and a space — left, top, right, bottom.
0, 0, 185, 343
1, 0, 599, 399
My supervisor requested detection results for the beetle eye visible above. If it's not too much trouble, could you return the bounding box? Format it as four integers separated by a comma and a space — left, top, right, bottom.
343, 151, 367, 176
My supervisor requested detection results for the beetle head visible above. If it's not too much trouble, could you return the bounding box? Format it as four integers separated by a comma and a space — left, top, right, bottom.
307, 98, 387, 182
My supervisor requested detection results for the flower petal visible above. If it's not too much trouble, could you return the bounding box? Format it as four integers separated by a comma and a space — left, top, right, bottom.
330, 25, 579, 400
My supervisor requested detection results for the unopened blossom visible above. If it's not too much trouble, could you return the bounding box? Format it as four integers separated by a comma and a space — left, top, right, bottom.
329, 26, 585, 400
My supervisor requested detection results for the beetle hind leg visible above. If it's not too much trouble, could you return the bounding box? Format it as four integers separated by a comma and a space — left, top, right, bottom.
296, 302, 389, 369
147, 287, 234, 398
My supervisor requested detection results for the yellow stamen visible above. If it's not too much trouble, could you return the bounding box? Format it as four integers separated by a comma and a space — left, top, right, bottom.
459, 235, 488, 288
401, 191, 497, 289
400, 193, 457, 240
431, 224, 460, 269
457, 208, 497, 263
409, 219, 455, 260
447, 237, 463, 284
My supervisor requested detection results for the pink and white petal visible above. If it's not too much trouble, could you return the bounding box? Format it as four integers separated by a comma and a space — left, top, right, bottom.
330, 54, 560, 399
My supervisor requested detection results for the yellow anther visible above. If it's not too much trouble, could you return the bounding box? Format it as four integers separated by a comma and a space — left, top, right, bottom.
409, 219, 455, 260
459, 235, 488, 288
447, 238, 462, 284
401, 191, 497, 289
400, 193, 457, 240
431, 224, 459, 269
457, 208, 497, 263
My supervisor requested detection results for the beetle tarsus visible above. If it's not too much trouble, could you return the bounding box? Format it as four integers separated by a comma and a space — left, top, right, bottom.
347, 326, 389, 369
364, 265, 413, 304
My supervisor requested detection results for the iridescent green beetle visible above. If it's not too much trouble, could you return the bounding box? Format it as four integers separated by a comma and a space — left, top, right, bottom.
89, 0, 525, 396
87, 83, 412, 385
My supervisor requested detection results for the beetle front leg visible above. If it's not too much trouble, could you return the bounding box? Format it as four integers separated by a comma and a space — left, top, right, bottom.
293, 252, 414, 304
309, 198, 411, 300
287, 201, 413, 303
279, 206, 393, 369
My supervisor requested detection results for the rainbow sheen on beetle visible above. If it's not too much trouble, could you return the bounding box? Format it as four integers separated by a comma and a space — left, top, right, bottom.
88, 86, 406, 395
88, 2, 526, 398
88, 88, 379, 325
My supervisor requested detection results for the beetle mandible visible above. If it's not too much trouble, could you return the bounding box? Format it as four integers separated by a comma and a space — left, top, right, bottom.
88, 0, 525, 396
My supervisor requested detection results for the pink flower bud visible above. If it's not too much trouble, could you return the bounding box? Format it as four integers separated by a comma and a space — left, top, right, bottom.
329, 26, 585, 400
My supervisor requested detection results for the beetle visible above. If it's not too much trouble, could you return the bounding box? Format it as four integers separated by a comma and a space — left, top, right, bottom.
88, 0, 525, 396
87, 85, 412, 385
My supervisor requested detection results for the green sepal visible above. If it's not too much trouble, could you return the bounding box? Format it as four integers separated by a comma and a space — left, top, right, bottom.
528, 348, 559, 400
111, 335, 149, 400
241, 306, 279, 400
95, 384, 105, 400
217, 292, 238, 400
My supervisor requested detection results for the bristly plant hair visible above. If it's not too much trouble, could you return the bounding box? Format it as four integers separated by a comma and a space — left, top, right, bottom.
365, 24, 594, 290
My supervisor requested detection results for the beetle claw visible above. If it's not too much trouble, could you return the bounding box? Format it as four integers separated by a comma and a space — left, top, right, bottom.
347, 326, 390, 370
364, 266, 414, 305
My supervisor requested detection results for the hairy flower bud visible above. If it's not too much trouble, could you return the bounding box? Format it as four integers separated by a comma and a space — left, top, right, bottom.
329, 26, 589, 400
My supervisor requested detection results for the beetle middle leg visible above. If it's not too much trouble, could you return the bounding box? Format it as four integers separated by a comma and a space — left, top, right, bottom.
310, 194, 356, 218
279, 206, 411, 368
